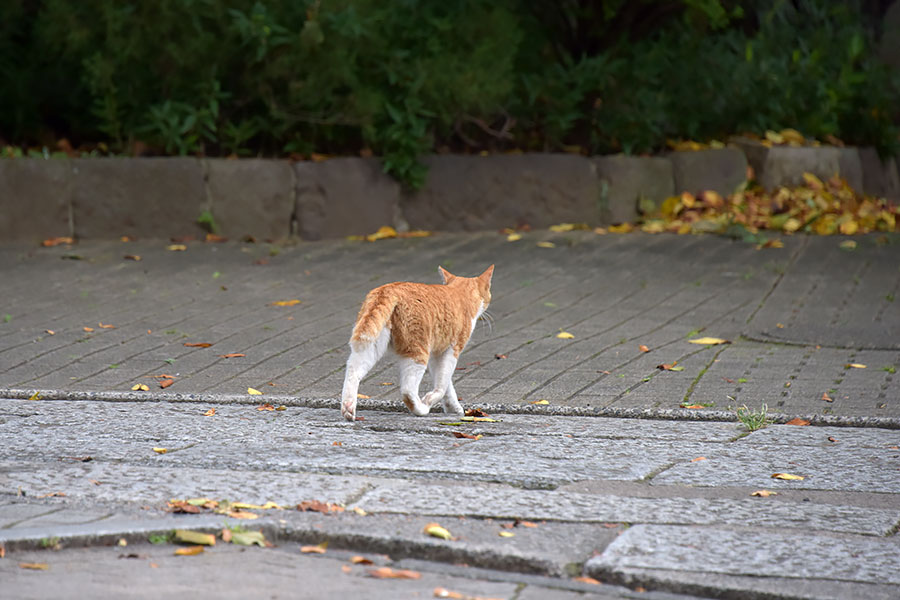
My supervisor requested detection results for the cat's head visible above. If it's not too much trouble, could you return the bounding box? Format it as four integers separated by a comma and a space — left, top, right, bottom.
438, 264, 494, 307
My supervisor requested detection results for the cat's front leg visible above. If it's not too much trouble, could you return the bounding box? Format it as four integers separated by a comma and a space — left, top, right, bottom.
422, 347, 459, 412
441, 379, 464, 415
398, 358, 430, 416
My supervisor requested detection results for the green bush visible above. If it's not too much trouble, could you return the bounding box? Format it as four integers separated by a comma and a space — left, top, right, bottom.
0, 0, 897, 187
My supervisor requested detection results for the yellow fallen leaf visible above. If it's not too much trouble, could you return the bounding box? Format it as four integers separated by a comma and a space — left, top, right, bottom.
556, 331, 574, 339
424, 523, 453, 540
19, 562, 49, 570
174, 530, 216, 546
840, 240, 858, 250
45, 329, 55, 335
166, 244, 187, 251
174, 546, 204, 556
365, 226, 397, 242
549, 223, 576, 232
203, 408, 216, 416
593, 227, 607, 235
368, 567, 421, 579
506, 233, 522, 242
248, 387, 263, 395
771, 473, 805, 480
530, 399, 549, 405
300, 542, 328, 554
536, 241, 556, 248
28, 391, 41, 401
153, 447, 167, 454
751, 490, 778, 497
226, 510, 260, 520
271, 299, 301, 307
83, 326, 94, 332
639, 345, 650, 352
231, 501, 282, 510
608, 223, 633, 234
573, 576, 602, 585
688, 337, 730, 345
357, 394, 370, 399
352, 507, 367, 516
498, 531, 515, 538
846, 363, 866, 369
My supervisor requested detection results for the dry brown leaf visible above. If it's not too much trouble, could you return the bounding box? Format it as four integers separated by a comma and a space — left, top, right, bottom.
88, 479, 102, 486
300, 542, 328, 554
159, 379, 174, 389
98, 322, 115, 329
785, 418, 810, 426
154, 374, 175, 379
827, 436, 838, 443
19, 562, 49, 570
821, 392, 834, 402
226, 511, 259, 520
681, 404, 705, 409
0, 543, 5, 558
124, 254, 142, 261
83, 326, 94, 332
639, 345, 650, 353
205, 233, 228, 243
221, 528, 232, 543
357, 394, 370, 399
494, 353, 507, 359
530, 399, 549, 405
174, 546, 204, 556
350, 556, 374, 565
203, 408, 216, 417
751, 490, 777, 497
771, 473, 805, 480
368, 567, 421, 579
184, 342, 213, 348
297, 500, 344, 514
451, 431, 482, 440
573, 576, 602, 585
42, 237, 74, 247
341, 565, 352, 573
333, 441, 343, 447
691, 456, 707, 462
464, 409, 490, 418
44, 329, 55, 335
36, 491, 66, 498
218, 353, 245, 358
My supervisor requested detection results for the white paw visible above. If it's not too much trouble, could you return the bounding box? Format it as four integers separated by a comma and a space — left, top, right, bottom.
341, 398, 357, 422
422, 390, 445, 407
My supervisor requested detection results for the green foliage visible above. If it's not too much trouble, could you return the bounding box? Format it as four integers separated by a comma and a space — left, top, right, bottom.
736, 403, 772, 432
1, 0, 897, 186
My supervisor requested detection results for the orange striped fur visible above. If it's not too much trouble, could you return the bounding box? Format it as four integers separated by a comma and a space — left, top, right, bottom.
341, 265, 493, 421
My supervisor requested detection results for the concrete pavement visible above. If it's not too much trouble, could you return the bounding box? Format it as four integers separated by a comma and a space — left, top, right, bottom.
1, 231, 899, 599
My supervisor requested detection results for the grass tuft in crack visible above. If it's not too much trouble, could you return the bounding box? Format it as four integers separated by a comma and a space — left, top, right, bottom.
736, 404, 771, 432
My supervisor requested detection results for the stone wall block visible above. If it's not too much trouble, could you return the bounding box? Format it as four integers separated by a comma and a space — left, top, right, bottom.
293, 158, 400, 240
593, 155, 674, 224
859, 147, 900, 202
206, 159, 294, 241
70, 158, 205, 239
0, 159, 71, 242
402, 154, 600, 231
730, 137, 848, 190
669, 148, 748, 196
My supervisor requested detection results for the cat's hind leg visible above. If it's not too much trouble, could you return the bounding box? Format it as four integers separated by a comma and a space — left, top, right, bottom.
398, 357, 429, 416
341, 328, 389, 421
422, 347, 461, 414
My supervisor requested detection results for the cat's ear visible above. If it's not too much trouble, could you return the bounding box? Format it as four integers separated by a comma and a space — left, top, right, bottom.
438, 266, 456, 284
479, 264, 494, 285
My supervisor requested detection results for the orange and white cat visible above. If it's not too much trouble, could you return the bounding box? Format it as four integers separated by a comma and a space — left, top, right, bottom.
341, 265, 494, 421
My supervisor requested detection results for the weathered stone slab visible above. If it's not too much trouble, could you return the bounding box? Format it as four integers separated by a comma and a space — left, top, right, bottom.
859, 146, 900, 201
586, 525, 900, 595
668, 148, 747, 196
401, 154, 600, 231
592, 154, 674, 224
205, 159, 294, 241
731, 136, 851, 190
0, 158, 71, 242
293, 158, 400, 240
69, 158, 206, 239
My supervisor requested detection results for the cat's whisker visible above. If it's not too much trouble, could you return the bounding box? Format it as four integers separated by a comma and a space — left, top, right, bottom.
478, 311, 495, 337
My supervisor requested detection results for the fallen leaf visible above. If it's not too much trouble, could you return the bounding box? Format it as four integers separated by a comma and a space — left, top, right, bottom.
174, 546, 204, 556
506, 233, 522, 242
203, 408, 216, 416
639, 345, 650, 353
230, 530, 266, 546
771, 473, 805, 480
827, 436, 838, 443
397, 230, 432, 238
530, 399, 550, 405
351, 556, 374, 565
154, 374, 175, 379
368, 567, 421, 579
681, 404, 705, 409
821, 392, 833, 402
83, 326, 94, 332
498, 531, 515, 537
166, 500, 202, 514
424, 523, 453, 540
519, 521, 538, 528
464, 409, 489, 418
218, 353, 245, 358
36, 491, 66, 498
89, 479, 102, 486
271, 299, 301, 307
688, 337, 730, 345
691, 456, 707, 462
460, 416, 500, 422
19, 562, 49, 570
573, 576, 602, 585
41, 237, 74, 247
556, 331, 574, 339
124, 254, 142, 261
846, 363, 867, 369
341, 565, 352, 573
494, 354, 507, 359
297, 500, 344, 514
205, 233, 228, 243
98, 322, 115, 329
45, 329, 55, 335
333, 441, 343, 447
28, 391, 41, 401
174, 530, 216, 546
785, 418, 810, 426
153, 447, 167, 454
276, 405, 287, 411
536, 241, 556, 248
159, 379, 174, 389
657, 362, 684, 371
351, 507, 367, 516
0, 544, 5, 558
221, 528, 232, 543
365, 226, 397, 242
248, 388, 263, 395
184, 342, 213, 348
839, 240, 857, 250
451, 431, 482, 440
751, 490, 778, 498
357, 393, 370, 399
226, 510, 260, 520
166, 244, 187, 252
256, 403, 274, 411
149, 563, 158, 568
300, 542, 328, 554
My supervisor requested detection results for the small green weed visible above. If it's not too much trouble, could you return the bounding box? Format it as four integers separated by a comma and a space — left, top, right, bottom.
40, 536, 61, 549
736, 404, 771, 432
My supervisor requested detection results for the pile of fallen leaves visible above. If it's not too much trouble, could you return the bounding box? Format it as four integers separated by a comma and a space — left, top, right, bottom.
637, 172, 898, 237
